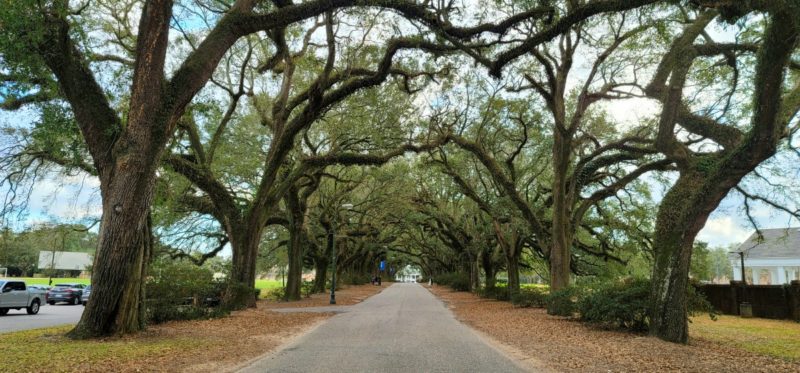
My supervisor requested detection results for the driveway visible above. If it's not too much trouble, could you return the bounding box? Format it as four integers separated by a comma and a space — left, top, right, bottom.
0, 303, 84, 333
240, 283, 528, 372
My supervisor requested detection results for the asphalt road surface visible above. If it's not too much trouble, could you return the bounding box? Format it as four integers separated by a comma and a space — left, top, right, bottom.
241, 283, 528, 373
0, 303, 84, 333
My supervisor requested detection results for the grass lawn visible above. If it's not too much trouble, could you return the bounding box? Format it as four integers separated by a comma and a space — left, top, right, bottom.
14, 277, 90, 286
520, 283, 548, 290
690, 315, 800, 361
0, 326, 209, 370
255, 279, 283, 290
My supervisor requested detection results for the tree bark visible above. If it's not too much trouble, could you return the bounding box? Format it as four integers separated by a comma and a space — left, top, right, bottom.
650, 173, 717, 342
285, 231, 304, 300
481, 248, 497, 290
471, 257, 480, 291
227, 224, 263, 309
313, 258, 329, 293
550, 129, 573, 293
506, 254, 520, 297
67, 170, 155, 338
493, 220, 522, 297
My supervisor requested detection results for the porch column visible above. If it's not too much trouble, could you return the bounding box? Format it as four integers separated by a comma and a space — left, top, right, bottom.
751, 267, 759, 285
777, 266, 787, 284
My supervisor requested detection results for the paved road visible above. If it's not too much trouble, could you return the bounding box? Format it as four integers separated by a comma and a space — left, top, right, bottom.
241, 283, 527, 373
0, 304, 84, 333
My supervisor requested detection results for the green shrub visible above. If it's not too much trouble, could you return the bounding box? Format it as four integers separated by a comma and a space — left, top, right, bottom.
572, 278, 717, 332
494, 285, 511, 301
512, 287, 549, 308
477, 284, 510, 301
577, 278, 650, 331
434, 272, 470, 291
339, 272, 369, 285
265, 287, 286, 301
546, 286, 582, 316
301, 280, 314, 298
449, 273, 470, 291
146, 261, 229, 324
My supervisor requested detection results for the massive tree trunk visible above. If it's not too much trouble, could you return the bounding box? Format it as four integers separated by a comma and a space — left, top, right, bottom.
284, 191, 305, 300
650, 172, 750, 342
550, 130, 573, 292
506, 254, 520, 297
312, 257, 329, 293
285, 223, 305, 300
227, 223, 263, 309
480, 248, 497, 290
470, 256, 480, 291
493, 220, 522, 297
62, 0, 171, 338
68, 182, 154, 338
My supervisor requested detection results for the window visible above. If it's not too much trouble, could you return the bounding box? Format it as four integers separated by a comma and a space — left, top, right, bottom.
11, 282, 25, 291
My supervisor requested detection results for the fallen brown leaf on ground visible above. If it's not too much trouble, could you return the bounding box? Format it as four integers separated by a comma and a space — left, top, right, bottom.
429, 285, 800, 373
73, 284, 385, 373
262, 283, 386, 309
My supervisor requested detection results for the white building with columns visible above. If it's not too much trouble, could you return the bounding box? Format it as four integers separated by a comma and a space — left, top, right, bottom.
731, 228, 800, 285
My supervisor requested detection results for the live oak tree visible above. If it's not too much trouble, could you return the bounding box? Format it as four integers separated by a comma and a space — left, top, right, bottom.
3, 0, 796, 349
0, 0, 559, 337
430, 66, 665, 300
643, 2, 800, 343
161, 9, 451, 305
508, 10, 672, 293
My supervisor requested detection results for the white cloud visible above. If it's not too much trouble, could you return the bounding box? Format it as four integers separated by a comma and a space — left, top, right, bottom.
25, 174, 102, 223
602, 98, 660, 130
697, 217, 752, 247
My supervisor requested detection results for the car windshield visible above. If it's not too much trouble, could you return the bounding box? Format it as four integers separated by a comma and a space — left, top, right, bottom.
85, 285, 92, 291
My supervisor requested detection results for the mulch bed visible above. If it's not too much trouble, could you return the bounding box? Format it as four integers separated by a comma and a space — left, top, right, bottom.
429, 285, 800, 373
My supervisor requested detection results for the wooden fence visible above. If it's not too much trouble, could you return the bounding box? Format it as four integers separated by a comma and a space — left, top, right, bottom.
697, 280, 800, 321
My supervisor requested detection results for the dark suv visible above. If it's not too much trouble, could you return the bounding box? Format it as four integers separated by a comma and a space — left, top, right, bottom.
81, 285, 92, 305
47, 283, 86, 305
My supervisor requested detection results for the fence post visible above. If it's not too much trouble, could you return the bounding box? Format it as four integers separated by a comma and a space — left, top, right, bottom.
729, 280, 742, 315
790, 280, 800, 322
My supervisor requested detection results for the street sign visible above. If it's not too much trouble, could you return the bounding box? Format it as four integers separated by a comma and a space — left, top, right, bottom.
379, 260, 386, 271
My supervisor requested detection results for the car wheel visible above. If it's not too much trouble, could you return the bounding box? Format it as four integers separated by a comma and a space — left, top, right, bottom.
26, 300, 40, 315
48, 301, 55, 305
0, 308, 8, 316
73, 297, 80, 305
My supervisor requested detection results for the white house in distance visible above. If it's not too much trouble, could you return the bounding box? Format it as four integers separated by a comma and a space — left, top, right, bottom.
731, 228, 800, 285
395, 265, 422, 283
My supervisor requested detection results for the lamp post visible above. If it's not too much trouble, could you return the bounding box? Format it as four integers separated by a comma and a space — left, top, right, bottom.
330, 203, 353, 305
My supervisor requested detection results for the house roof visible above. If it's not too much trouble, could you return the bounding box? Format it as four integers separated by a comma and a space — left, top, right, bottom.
735, 228, 800, 259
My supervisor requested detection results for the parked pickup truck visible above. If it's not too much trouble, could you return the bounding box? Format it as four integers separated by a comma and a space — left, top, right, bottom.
0, 279, 44, 315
